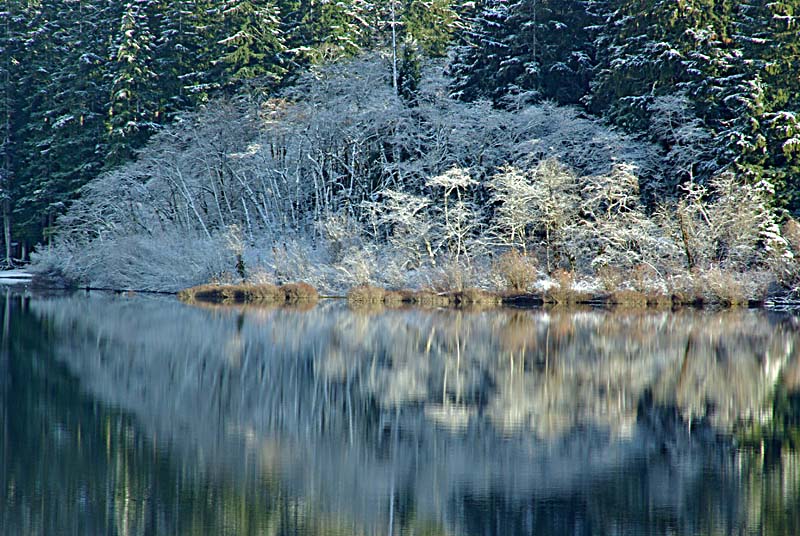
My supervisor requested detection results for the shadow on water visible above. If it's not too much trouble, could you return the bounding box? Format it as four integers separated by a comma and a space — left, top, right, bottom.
1, 290, 800, 535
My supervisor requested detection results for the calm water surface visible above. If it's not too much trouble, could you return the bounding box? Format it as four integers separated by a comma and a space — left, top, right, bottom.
1, 291, 799, 535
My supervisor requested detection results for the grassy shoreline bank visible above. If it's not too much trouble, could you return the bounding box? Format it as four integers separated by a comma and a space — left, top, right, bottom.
176, 281, 770, 310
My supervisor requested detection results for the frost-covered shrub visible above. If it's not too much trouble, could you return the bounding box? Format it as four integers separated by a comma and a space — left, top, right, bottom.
486, 166, 536, 251
362, 189, 434, 269
488, 159, 581, 272
594, 265, 625, 292
315, 211, 364, 263
332, 244, 382, 288
41, 54, 792, 295
664, 174, 790, 273
32, 231, 230, 292
426, 167, 483, 264
431, 257, 480, 292
580, 163, 676, 276
493, 250, 538, 292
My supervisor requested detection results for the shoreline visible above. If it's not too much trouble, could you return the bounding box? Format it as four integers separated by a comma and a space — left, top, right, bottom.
175, 282, 796, 311
15, 274, 800, 311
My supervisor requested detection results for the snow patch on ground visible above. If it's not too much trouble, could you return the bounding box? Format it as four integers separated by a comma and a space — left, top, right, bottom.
0, 269, 33, 281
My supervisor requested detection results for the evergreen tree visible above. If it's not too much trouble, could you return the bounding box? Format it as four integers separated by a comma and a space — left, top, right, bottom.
151, 1, 209, 112
31, 1, 113, 226
280, 0, 376, 65
402, 0, 463, 56
393, 1, 463, 99
589, 0, 736, 129
0, 0, 452, 259
212, 0, 287, 91
449, 0, 514, 102
449, 0, 598, 105
10, 0, 120, 250
107, 0, 160, 164
12, 1, 59, 247
0, 5, 27, 264
730, 0, 800, 211
397, 36, 422, 102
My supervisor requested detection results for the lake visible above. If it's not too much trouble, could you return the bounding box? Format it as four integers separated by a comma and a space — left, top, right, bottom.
1, 291, 799, 535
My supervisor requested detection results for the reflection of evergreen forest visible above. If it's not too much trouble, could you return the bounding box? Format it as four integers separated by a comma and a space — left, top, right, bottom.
2, 292, 800, 535
0, 294, 383, 535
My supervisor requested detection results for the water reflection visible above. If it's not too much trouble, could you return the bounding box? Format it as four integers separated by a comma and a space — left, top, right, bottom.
1, 292, 799, 535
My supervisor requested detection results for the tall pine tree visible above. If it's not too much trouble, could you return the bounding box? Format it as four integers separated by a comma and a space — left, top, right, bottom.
730, 0, 800, 211
212, 0, 286, 91
450, 0, 599, 105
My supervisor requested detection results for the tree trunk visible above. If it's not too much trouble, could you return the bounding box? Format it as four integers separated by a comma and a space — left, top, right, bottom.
677, 209, 695, 270
390, 0, 398, 95
2, 198, 11, 267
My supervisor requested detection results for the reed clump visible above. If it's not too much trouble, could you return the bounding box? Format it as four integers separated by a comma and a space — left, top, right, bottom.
449, 288, 502, 307
348, 286, 502, 309
595, 265, 624, 292
179, 282, 318, 305
646, 293, 674, 308
664, 269, 757, 307
178, 283, 268, 303
411, 290, 453, 307
382, 290, 406, 307
547, 269, 594, 304
281, 282, 319, 303
494, 249, 538, 292
347, 285, 387, 304
702, 268, 752, 306
177, 283, 221, 302
609, 289, 649, 307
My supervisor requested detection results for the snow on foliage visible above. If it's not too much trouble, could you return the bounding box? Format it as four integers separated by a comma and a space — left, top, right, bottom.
32, 55, 795, 294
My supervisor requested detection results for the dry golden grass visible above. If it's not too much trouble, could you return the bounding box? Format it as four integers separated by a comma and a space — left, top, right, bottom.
547, 269, 593, 304
382, 290, 406, 307
177, 283, 217, 302
670, 291, 703, 307
244, 283, 283, 302
347, 286, 503, 309
703, 268, 750, 306
646, 293, 674, 308
609, 289, 649, 307
494, 249, 538, 292
179, 282, 318, 305
345, 285, 496, 310
595, 265, 624, 292
178, 283, 267, 303
347, 285, 387, 304
280, 282, 319, 303
666, 272, 705, 307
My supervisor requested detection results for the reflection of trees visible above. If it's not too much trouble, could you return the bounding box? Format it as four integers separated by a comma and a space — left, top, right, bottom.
0, 294, 406, 536
733, 379, 800, 535
4, 292, 800, 535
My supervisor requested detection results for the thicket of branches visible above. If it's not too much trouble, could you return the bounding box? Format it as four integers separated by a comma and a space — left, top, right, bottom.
34, 56, 797, 295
